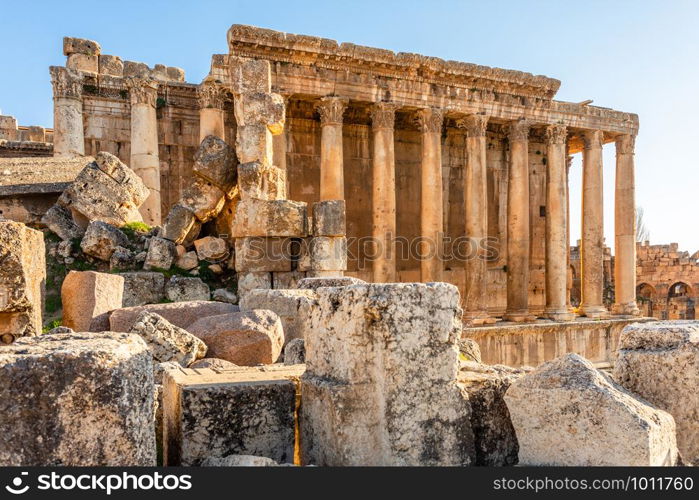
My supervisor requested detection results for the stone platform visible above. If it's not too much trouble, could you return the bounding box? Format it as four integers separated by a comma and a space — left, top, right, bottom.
463, 317, 656, 368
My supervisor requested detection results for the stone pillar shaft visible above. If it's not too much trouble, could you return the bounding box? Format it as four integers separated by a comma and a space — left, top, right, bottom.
544, 125, 574, 320
612, 135, 640, 315
580, 129, 607, 318
198, 81, 227, 142
417, 108, 444, 283
316, 97, 348, 201
49, 66, 84, 158
370, 103, 398, 283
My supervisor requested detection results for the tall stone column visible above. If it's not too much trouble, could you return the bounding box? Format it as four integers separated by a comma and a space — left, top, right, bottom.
49, 66, 84, 158
504, 119, 534, 322
580, 129, 608, 318
544, 125, 575, 321
565, 153, 574, 311
612, 135, 640, 316
126, 77, 161, 226
197, 80, 227, 142
416, 108, 444, 283
457, 114, 494, 324
316, 97, 348, 201
273, 94, 291, 195
370, 102, 398, 283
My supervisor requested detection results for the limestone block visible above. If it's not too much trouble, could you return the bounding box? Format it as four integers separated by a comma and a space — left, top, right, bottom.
61, 271, 124, 332
614, 321, 699, 464
283, 338, 305, 364
160, 204, 196, 244
143, 236, 176, 270
109, 300, 238, 332
166, 66, 185, 82
109, 246, 134, 271
272, 270, 305, 290
230, 198, 308, 237
129, 311, 207, 366
119, 272, 166, 307
504, 353, 679, 466
300, 283, 475, 466
0, 221, 45, 342
312, 200, 346, 237
165, 276, 210, 302
123, 60, 150, 78
0, 332, 155, 465
237, 161, 286, 200
235, 237, 292, 272
459, 338, 482, 363
228, 55, 272, 94
296, 276, 366, 290
41, 204, 85, 241
175, 250, 198, 271
0, 115, 18, 140
235, 124, 273, 165
298, 236, 347, 272
63, 36, 100, 56
237, 271, 272, 299
190, 358, 238, 370
180, 178, 225, 222
194, 236, 229, 262
240, 289, 317, 343
163, 364, 302, 465
201, 455, 279, 466
193, 135, 237, 193
67, 53, 98, 73
234, 92, 285, 134
212, 288, 238, 304
99, 54, 123, 76
187, 310, 284, 365
80, 221, 129, 261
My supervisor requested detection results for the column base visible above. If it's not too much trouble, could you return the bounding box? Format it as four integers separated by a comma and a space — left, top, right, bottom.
579, 304, 609, 319
611, 302, 640, 316
463, 311, 497, 326
502, 310, 536, 323
544, 307, 576, 321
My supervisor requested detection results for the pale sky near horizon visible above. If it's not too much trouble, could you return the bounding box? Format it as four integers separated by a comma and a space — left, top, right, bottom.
1, 0, 697, 253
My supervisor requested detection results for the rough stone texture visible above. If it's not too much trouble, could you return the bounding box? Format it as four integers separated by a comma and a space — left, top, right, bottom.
129, 311, 207, 366
237, 161, 286, 200
193, 135, 237, 194
109, 246, 134, 270
312, 200, 346, 236
228, 55, 272, 94
614, 321, 699, 465
234, 92, 285, 134
300, 282, 475, 466
240, 289, 317, 343
187, 310, 284, 365
63, 36, 100, 56
175, 250, 199, 271
179, 178, 226, 223
283, 338, 305, 364
143, 236, 176, 270
237, 271, 272, 299
109, 300, 238, 332
235, 124, 273, 165
190, 358, 238, 370
160, 204, 196, 244
80, 221, 129, 261
163, 364, 303, 465
165, 276, 210, 302
272, 270, 306, 290
459, 338, 482, 363
194, 236, 229, 262
47, 326, 74, 335
298, 236, 348, 272
0, 332, 155, 466
41, 204, 85, 241
234, 237, 292, 272
505, 353, 679, 466
0, 221, 45, 342
61, 271, 124, 332
99, 54, 123, 76
296, 276, 366, 290
120, 271, 166, 307
230, 198, 307, 237
201, 455, 279, 466
212, 288, 238, 304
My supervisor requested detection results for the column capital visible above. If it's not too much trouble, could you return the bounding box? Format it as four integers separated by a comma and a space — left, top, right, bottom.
582, 129, 604, 150
507, 119, 530, 141
197, 81, 228, 110
615, 134, 636, 154
49, 66, 83, 100
125, 77, 159, 107
315, 96, 348, 126
415, 107, 444, 134
544, 124, 568, 145
370, 102, 398, 130
455, 114, 488, 137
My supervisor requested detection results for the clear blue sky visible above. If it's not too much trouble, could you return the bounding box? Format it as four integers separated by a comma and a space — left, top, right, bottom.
1, 0, 697, 252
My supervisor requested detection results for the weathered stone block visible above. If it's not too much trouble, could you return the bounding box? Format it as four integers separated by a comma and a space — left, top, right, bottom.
80, 221, 129, 261
165, 276, 210, 302
180, 178, 225, 222
212, 288, 238, 304
283, 338, 305, 364
163, 364, 302, 466
175, 250, 198, 271
273, 270, 306, 290
67, 53, 98, 73
230, 198, 307, 237
237, 161, 286, 200
98, 54, 123, 76
120, 271, 165, 307
187, 310, 284, 365
312, 200, 346, 237
194, 236, 229, 262
193, 135, 237, 193
240, 289, 317, 343
41, 204, 85, 241
109, 300, 238, 332
201, 455, 279, 466
298, 236, 347, 271
61, 270, 124, 332
109, 246, 134, 271
505, 353, 679, 466
0, 221, 45, 342
0, 332, 155, 466
235, 124, 273, 165
234, 237, 292, 272
228, 55, 272, 94
237, 271, 272, 299
63, 36, 101, 56
129, 311, 207, 366
614, 321, 699, 465
160, 204, 196, 244
234, 92, 285, 134
296, 275, 365, 290
190, 358, 238, 370
143, 236, 176, 270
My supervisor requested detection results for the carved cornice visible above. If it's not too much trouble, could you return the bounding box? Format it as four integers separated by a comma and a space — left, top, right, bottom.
582, 129, 604, 150
455, 114, 488, 137
197, 81, 228, 109
415, 108, 444, 134
545, 124, 567, 145
315, 96, 348, 125
49, 66, 83, 100
507, 119, 530, 142
125, 77, 159, 107
615, 134, 635, 154
370, 102, 398, 130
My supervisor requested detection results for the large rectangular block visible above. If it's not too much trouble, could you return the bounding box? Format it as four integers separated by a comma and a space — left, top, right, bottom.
298, 236, 347, 272
230, 198, 307, 238
228, 55, 271, 94
61, 271, 124, 332
234, 92, 285, 134
235, 237, 292, 272
312, 200, 346, 237
163, 364, 303, 465
235, 124, 273, 165
238, 161, 286, 201
240, 288, 318, 343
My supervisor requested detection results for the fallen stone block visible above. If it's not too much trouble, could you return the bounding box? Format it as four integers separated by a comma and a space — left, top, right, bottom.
144, 236, 176, 270
0, 221, 45, 342
212, 288, 238, 304
238, 161, 286, 200
41, 204, 84, 241
240, 289, 317, 343
160, 204, 197, 244
61, 270, 124, 332
129, 311, 207, 366
296, 276, 365, 290
312, 200, 346, 237
109, 300, 238, 332
234, 92, 285, 134
187, 310, 284, 365
194, 236, 229, 262
165, 276, 210, 302
120, 271, 165, 307
237, 271, 272, 299
175, 249, 199, 271
284, 338, 305, 364
189, 358, 238, 370
614, 321, 699, 465
80, 221, 129, 261
0, 332, 155, 465
109, 246, 134, 270
163, 364, 302, 465
179, 178, 226, 222
504, 353, 679, 466
234, 237, 292, 272
193, 135, 237, 194
230, 198, 307, 237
